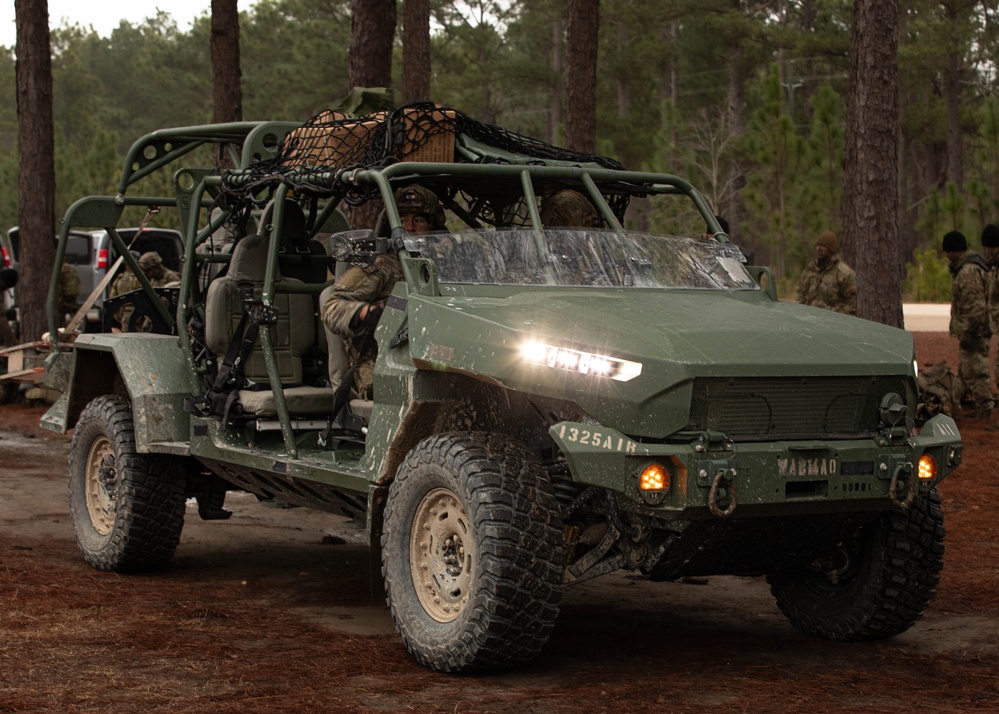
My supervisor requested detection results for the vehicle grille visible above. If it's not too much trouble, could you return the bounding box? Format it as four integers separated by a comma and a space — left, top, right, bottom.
685, 375, 909, 440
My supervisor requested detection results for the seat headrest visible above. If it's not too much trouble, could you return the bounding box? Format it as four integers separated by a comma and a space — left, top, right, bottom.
281, 201, 308, 246
228, 234, 279, 283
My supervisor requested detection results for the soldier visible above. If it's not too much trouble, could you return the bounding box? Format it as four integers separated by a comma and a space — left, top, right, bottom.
981, 224, 999, 423
0, 268, 18, 346
109, 251, 180, 331
57, 261, 81, 320
796, 231, 857, 315
321, 185, 442, 399
540, 189, 602, 228
943, 230, 993, 420
110, 251, 180, 297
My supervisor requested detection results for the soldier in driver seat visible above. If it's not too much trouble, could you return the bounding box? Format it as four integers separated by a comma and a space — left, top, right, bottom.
321, 185, 444, 399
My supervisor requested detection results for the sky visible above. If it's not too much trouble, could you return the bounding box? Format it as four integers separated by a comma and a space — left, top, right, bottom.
1, 1, 218, 49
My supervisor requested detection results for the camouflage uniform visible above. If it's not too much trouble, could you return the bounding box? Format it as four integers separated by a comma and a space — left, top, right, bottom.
540, 189, 602, 228
57, 261, 81, 318
796, 255, 857, 315
320, 254, 404, 399
987, 251, 999, 386
110, 269, 141, 298
0, 268, 17, 347
982, 224, 999, 399
948, 249, 993, 414
109, 252, 180, 331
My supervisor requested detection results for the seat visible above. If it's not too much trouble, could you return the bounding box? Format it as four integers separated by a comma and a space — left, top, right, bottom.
261, 199, 329, 284
204, 233, 334, 419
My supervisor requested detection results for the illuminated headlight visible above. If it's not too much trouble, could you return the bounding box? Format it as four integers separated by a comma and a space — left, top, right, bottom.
521, 341, 642, 381
913, 358, 919, 379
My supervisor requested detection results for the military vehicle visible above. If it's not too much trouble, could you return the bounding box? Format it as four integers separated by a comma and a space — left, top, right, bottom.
39, 103, 962, 673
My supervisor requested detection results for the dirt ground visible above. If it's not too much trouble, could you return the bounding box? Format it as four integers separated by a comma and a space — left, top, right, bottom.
1, 332, 997, 713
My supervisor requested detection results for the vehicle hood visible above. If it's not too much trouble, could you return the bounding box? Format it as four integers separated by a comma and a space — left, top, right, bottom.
406, 289, 915, 438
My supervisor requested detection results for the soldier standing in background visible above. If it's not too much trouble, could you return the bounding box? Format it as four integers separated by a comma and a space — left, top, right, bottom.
0, 268, 18, 346
796, 231, 857, 315
57, 261, 80, 321
980, 224, 999, 425
109, 251, 180, 331
943, 230, 993, 420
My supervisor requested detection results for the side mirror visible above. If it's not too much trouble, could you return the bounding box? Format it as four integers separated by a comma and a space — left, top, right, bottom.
328, 229, 388, 263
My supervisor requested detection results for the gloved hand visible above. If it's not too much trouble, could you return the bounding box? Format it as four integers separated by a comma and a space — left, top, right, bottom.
363, 302, 384, 326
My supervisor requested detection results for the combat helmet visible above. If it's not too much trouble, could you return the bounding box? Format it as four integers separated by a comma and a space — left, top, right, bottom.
394, 185, 446, 229
541, 189, 601, 228
138, 251, 163, 270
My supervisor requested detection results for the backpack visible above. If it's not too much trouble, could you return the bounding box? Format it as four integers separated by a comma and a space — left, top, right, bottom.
917, 361, 962, 419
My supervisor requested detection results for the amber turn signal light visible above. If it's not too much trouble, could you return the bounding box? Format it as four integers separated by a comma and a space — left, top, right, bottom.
917, 454, 936, 480
639, 463, 670, 492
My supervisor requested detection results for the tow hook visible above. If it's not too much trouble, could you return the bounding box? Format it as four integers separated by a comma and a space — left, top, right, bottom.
889, 461, 916, 510
708, 469, 737, 518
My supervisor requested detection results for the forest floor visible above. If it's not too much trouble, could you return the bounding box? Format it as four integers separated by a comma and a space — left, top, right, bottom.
1, 332, 997, 713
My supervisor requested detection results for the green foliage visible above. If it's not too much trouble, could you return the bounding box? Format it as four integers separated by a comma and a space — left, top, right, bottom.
918, 182, 967, 244
806, 84, 844, 232
904, 246, 951, 303
0, 0, 997, 307
740, 67, 814, 277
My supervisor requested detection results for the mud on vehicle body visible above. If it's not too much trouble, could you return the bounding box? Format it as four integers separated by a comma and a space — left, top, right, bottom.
41, 104, 962, 673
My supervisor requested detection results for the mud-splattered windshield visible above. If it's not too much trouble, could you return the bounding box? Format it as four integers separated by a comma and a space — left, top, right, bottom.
402, 228, 757, 290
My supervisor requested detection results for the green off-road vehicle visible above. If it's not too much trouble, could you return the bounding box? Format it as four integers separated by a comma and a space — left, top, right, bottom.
40, 104, 962, 672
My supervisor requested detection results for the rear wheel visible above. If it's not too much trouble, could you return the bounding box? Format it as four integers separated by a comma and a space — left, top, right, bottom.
768, 489, 944, 640
68, 395, 186, 571
381, 432, 564, 672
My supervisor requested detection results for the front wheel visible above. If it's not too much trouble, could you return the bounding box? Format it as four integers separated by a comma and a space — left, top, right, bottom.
381, 432, 564, 672
68, 395, 187, 571
768, 489, 945, 641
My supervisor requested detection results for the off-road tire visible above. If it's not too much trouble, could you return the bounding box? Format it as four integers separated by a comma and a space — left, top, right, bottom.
381, 432, 564, 672
768, 489, 944, 641
68, 395, 186, 571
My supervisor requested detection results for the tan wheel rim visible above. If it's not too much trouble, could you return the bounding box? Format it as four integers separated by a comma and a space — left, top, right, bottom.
85, 436, 116, 535
410, 487, 474, 623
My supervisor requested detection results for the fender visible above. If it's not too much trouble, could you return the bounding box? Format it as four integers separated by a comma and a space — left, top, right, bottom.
51, 333, 193, 454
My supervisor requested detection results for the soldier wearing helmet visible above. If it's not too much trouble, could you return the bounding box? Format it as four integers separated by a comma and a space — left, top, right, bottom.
109, 251, 181, 331
111, 251, 180, 297
321, 185, 442, 399
540, 189, 602, 229
395, 184, 446, 233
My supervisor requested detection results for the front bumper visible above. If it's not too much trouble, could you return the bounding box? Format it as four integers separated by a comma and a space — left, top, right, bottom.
548, 414, 962, 520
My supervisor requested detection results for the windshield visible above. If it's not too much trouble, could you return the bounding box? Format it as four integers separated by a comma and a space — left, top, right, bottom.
402, 229, 757, 290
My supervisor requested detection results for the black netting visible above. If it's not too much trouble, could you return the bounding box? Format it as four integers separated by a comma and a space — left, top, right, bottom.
227, 102, 624, 197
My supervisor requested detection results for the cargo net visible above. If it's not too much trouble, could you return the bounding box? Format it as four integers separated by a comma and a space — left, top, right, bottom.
228, 102, 624, 198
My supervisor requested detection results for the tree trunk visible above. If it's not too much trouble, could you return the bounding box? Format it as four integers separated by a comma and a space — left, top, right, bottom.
564, 0, 599, 154
943, 44, 964, 188
840, 0, 902, 328
402, 0, 431, 103
661, 19, 678, 169
348, 0, 396, 90
14, 0, 57, 343
211, 0, 242, 169
549, 16, 564, 145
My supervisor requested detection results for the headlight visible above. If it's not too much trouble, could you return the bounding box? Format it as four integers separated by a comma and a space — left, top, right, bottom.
521, 341, 642, 381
